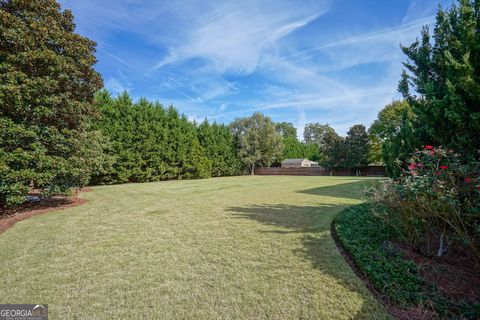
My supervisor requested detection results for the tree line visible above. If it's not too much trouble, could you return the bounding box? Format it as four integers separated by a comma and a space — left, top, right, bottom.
90, 91, 243, 184
91, 92, 372, 183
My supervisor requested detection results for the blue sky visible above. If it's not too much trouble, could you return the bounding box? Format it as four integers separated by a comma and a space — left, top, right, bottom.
59, 0, 451, 138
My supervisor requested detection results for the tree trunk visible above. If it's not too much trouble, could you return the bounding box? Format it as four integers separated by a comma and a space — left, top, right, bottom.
251, 163, 255, 175
437, 232, 447, 257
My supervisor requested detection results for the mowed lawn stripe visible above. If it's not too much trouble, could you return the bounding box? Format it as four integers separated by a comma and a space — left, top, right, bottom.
0, 176, 388, 319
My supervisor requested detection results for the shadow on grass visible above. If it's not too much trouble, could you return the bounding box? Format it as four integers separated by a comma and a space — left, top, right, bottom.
296, 180, 376, 200
227, 202, 386, 319
228, 204, 335, 232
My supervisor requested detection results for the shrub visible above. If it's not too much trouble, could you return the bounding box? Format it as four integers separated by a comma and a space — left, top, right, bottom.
368, 146, 480, 258
335, 203, 480, 318
334, 204, 425, 306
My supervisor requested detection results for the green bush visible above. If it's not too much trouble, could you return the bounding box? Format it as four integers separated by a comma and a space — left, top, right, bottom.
335, 203, 480, 318
334, 203, 425, 306
369, 146, 480, 258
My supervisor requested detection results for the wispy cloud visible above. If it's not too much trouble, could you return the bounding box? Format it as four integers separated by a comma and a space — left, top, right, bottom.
152, 3, 329, 73
402, 0, 445, 24
59, 0, 450, 137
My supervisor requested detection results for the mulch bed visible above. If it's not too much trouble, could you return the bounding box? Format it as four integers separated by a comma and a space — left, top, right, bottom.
398, 243, 480, 305
0, 188, 91, 235
331, 221, 480, 319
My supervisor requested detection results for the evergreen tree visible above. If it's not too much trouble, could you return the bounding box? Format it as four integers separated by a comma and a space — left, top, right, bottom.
345, 124, 370, 175
197, 121, 243, 176
92, 92, 223, 184
322, 129, 346, 168
0, 0, 103, 205
381, 113, 417, 178
399, 0, 480, 160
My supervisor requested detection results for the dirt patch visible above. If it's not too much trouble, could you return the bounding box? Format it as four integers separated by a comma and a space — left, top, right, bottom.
398, 243, 480, 304
0, 189, 90, 235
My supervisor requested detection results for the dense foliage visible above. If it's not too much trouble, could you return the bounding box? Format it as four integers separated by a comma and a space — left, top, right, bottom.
91, 91, 243, 184
0, 0, 103, 206
303, 123, 336, 149
275, 122, 297, 139
281, 136, 320, 162
197, 120, 244, 177
368, 100, 416, 177
335, 203, 480, 318
356, 4, 480, 315
399, 0, 480, 161
322, 129, 346, 168
369, 0, 480, 177
335, 204, 425, 306
274, 121, 321, 162
369, 146, 480, 258
344, 124, 370, 174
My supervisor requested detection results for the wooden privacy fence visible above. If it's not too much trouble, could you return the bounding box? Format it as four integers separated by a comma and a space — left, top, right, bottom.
255, 166, 386, 177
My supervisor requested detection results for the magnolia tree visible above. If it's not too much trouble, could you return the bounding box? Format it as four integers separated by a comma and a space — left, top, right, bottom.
230, 113, 283, 174
0, 0, 103, 205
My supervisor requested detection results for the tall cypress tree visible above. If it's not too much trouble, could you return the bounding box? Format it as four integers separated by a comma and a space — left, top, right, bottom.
197, 120, 243, 177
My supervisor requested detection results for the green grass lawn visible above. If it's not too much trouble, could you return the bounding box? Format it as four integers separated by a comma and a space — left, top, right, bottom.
0, 176, 388, 319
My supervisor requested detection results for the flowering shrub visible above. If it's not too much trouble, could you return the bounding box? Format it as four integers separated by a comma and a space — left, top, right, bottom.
369, 146, 480, 258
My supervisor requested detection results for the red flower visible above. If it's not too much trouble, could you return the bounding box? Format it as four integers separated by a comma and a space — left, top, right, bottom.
440, 165, 448, 170
424, 145, 434, 150
408, 164, 416, 171
477, 186, 480, 191
465, 177, 472, 183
